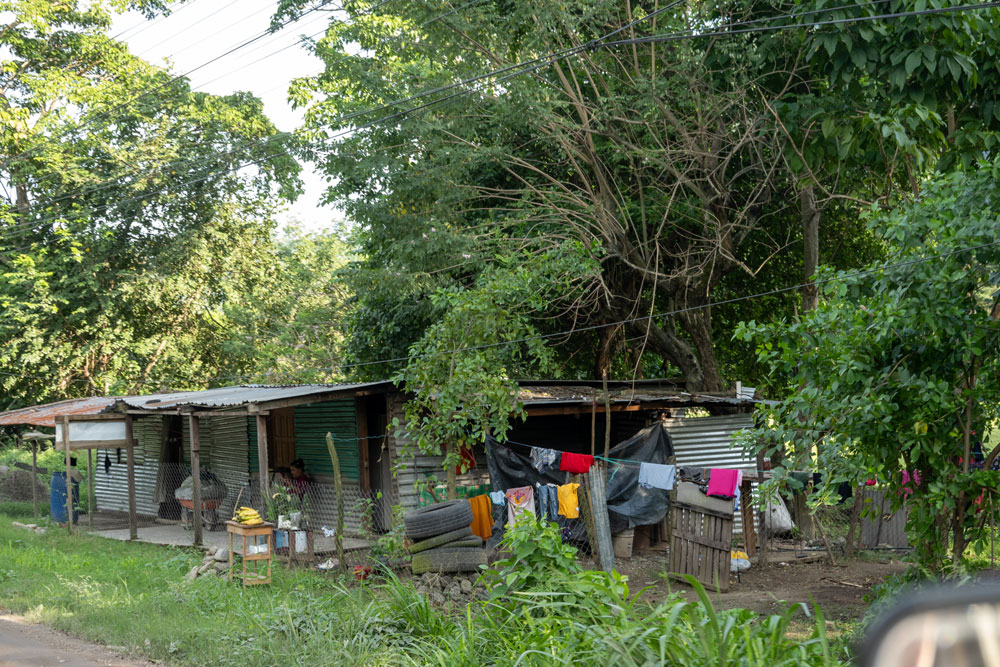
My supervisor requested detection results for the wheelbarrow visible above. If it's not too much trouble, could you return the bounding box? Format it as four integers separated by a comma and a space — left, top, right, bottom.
178, 497, 224, 531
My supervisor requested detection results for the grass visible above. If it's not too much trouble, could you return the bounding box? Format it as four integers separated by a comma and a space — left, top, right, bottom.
0, 511, 849, 666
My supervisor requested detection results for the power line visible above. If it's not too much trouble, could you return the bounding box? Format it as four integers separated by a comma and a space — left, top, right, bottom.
4, 238, 997, 388
0, 0, 340, 172
0, 0, 683, 241
3, 0, 996, 244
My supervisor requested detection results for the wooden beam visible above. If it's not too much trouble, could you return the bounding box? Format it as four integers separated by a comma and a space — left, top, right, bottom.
62, 439, 129, 451
189, 414, 203, 547
126, 415, 137, 540
524, 403, 655, 417
62, 416, 72, 535
30, 437, 38, 520
356, 398, 370, 492
190, 410, 269, 418
256, 414, 269, 503
87, 449, 94, 531
65, 414, 128, 422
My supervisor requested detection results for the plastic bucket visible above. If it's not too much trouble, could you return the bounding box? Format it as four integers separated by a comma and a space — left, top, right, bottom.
50, 472, 79, 525
612, 528, 634, 558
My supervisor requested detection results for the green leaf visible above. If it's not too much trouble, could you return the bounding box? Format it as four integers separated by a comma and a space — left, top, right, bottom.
905, 51, 922, 77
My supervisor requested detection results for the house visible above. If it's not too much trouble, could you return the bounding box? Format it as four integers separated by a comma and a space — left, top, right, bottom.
0, 379, 764, 543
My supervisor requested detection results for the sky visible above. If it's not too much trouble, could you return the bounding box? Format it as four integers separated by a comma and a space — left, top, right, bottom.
111, 0, 338, 233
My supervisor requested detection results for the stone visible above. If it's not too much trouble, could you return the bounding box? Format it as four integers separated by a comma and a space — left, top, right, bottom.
446, 583, 460, 598
430, 590, 445, 605
415, 585, 428, 596
459, 578, 473, 594
207, 545, 218, 556
213, 561, 229, 573
213, 548, 229, 562
203, 569, 218, 578
185, 566, 199, 581
198, 563, 212, 574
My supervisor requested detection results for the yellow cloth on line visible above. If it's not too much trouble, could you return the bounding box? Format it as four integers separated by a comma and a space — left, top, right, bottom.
557, 483, 581, 519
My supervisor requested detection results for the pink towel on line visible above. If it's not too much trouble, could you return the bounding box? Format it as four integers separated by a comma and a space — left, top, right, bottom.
706, 468, 740, 498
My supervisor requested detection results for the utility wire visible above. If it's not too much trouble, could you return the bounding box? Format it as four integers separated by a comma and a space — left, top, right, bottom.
4, 238, 997, 388
0, 0, 340, 172
4, 0, 991, 241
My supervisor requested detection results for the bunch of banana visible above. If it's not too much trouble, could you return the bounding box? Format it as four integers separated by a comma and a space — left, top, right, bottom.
233, 506, 263, 525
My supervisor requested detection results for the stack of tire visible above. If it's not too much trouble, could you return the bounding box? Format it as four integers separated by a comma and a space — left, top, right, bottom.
405, 499, 487, 575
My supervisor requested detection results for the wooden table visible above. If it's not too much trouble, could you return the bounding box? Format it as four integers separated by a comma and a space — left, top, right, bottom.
226, 520, 274, 585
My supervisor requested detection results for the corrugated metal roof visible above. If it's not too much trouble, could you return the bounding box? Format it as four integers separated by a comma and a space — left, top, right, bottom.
0, 397, 119, 427
117, 382, 394, 411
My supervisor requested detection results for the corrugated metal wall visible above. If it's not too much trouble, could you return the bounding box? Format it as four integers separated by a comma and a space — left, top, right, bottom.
94, 416, 163, 516
202, 417, 250, 519
247, 401, 359, 481
664, 413, 755, 535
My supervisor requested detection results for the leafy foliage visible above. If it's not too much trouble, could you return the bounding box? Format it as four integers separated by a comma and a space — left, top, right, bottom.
478, 513, 581, 598
738, 166, 1000, 573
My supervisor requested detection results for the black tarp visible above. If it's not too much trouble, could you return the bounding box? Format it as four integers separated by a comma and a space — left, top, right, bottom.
485, 422, 674, 542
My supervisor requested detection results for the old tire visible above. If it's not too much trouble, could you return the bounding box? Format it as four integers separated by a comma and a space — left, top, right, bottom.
409, 526, 473, 554
404, 500, 473, 540
411, 547, 487, 575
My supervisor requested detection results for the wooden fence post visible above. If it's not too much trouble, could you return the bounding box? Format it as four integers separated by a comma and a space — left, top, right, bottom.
189, 414, 203, 547
589, 462, 616, 573
126, 415, 137, 540
62, 416, 72, 535
30, 437, 38, 520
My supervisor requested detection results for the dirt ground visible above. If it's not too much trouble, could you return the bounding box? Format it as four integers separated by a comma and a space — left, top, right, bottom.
613, 549, 908, 621
0, 610, 148, 667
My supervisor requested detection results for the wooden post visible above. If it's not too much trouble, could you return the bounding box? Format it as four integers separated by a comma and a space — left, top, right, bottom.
30, 437, 38, 520
326, 433, 346, 575
189, 414, 203, 547
590, 392, 596, 456
740, 477, 756, 556
445, 440, 457, 500
126, 415, 137, 540
62, 416, 72, 534
602, 371, 611, 459
575, 473, 599, 557
256, 414, 269, 504
589, 462, 616, 573
845, 488, 862, 558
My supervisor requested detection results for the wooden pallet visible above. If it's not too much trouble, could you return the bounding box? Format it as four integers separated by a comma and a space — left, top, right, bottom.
669, 482, 734, 592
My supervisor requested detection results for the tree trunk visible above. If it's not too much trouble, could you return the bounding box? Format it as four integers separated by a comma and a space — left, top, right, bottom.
800, 185, 820, 313
680, 309, 723, 392
594, 324, 620, 379
631, 320, 705, 391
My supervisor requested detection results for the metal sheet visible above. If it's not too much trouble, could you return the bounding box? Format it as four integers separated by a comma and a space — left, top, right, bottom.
93, 417, 163, 517
294, 400, 360, 481
117, 382, 394, 411
0, 397, 119, 427
664, 414, 756, 535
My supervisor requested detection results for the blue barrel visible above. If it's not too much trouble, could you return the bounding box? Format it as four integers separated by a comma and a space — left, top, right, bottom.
50, 472, 79, 525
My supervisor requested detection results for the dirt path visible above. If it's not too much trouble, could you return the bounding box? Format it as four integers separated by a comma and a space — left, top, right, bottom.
0, 611, 148, 667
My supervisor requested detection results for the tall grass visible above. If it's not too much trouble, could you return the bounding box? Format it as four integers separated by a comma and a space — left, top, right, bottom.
0, 512, 845, 665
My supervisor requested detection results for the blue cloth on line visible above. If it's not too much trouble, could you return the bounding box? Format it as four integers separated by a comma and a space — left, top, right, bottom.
638, 463, 676, 491
489, 490, 506, 506
535, 483, 558, 521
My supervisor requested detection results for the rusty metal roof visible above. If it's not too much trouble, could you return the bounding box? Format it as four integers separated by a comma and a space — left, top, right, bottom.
115, 382, 395, 411
0, 397, 119, 427
517, 384, 765, 409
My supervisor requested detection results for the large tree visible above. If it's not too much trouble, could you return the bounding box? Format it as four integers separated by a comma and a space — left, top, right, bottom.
0, 0, 302, 405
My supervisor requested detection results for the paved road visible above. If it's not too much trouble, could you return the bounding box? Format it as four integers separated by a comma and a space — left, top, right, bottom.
0, 611, 145, 667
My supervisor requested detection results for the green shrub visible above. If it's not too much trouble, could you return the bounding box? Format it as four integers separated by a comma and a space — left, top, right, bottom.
478, 514, 580, 597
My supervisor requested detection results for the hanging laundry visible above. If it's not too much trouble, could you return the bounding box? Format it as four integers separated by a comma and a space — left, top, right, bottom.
116, 448, 122, 464
456, 444, 476, 473
706, 468, 740, 499
530, 447, 559, 474
468, 494, 493, 540
535, 483, 558, 522
103, 451, 111, 475
489, 490, 506, 506
505, 486, 535, 525
638, 463, 676, 491
559, 452, 594, 474
557, 483, 581, 519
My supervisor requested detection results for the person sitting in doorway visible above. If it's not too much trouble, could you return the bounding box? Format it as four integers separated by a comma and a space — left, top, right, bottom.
283, 458, 311, 500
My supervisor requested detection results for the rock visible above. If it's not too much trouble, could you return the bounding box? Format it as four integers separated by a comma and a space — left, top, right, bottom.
430, 590, 445, 605
198, 563, 212, 574
185, 566, 199, 581
459, 578, 473, 594
207, 545, 218, 556
415, 585, 428, 596
213, 561, 229, 573
446, 583, 461, 598
203, 569, 218, 578
213, 548, 229, 562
